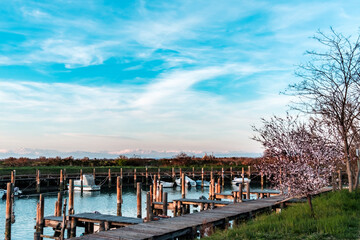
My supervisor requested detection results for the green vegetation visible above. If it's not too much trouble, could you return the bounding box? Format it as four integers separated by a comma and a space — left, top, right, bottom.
207, 190, 360, 240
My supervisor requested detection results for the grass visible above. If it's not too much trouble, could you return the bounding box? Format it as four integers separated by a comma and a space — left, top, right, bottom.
206, 189, 360, 240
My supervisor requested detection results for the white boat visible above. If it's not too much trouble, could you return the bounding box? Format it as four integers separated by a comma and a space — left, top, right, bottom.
195, 180, 210, 187
1, 187, 22, 200
175, 176, 197, 187
232, 177, 251, 186
160, 181, 174, 188
72, 174, 101, 191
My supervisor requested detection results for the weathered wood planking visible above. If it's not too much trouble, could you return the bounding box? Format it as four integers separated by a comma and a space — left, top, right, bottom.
69, 195, 286, 240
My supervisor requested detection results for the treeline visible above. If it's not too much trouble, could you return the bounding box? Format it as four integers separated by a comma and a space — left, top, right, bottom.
0, 154, 259, 167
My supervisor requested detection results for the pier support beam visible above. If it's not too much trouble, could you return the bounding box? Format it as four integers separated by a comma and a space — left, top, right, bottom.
117, 176, 122, 216
5, 183, 12, 240
137, 182, 142, 218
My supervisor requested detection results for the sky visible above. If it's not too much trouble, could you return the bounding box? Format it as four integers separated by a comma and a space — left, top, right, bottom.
0, 0, 359, 158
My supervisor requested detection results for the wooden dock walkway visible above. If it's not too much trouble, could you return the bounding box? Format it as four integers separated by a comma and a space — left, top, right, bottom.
69, 195, 286, 240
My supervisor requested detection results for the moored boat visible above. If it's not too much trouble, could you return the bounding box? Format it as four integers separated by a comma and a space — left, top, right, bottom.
71, 174, 101, 191
175, 176, 197, 187
231, 177, 251, 186
160, 181, 174, 188
195, 180, 210, 187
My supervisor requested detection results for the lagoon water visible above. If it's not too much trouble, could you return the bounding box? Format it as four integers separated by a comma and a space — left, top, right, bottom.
0, 184, 261, 239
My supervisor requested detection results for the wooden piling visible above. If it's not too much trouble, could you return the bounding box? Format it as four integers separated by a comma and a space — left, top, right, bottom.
5, 183, 12, 240
137, 182, 142, 218
59, 169, 64, 191
93, 168, 96, 183
146, 167, 148, 185
36, 169, 41, 193
117, 176, 122, 216
246, 182, 250, 199
172, 167, 175, 180
158, 184, 163, 202
162, 192, 168, 216
80, 169, 83, 194
239, 183, 243, 202
108, 168, 111, 188
134, 168, 137, 184
217, 178, 221, 193
120, 168, 123, 182
221, 168, 224, 187
230, 167, 233, 179
179, 168, 182, 178
68, 179, 74, 215
241, 167, 244, 185
181, 173, 186, 199
146, 192, 152, 222
153, 175, 157, 202
261, 172, 264, 190
35, 194, 44, 240
60, 199, 67, 240
201, 168, 204, 188
248, 166, 251, 178
158, 168, 160, 180
11, 170, 15, 186
57, 192, 62, 216
192, 167, 195, 178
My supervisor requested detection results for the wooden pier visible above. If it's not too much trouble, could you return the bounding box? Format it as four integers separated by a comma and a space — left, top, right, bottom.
69, 195, 286, 240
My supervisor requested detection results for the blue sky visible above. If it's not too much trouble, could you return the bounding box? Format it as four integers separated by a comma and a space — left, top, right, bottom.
0, 0, 359, 158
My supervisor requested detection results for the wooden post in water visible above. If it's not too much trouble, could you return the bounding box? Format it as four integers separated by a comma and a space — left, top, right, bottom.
239, 183, 243, 202
108, 168, 111, 188
11, 170, 15, 186
57, 192, 62, 216
153, 175, 157, 202
241, 167, 244, 185
162, 192, 168, 216
5, 183, 12, 240
338, 170, 342, 190
117, 176, 122, 216
179, 168, 182, 179
146, 192, 152, 222
120, 168, 123, 183
93, 168, 96, 183
137, 182, 142, 218
246, 182, 250, 199
68, 180, 74, 215
158, 184, 163, 202
181, 173, 186, 199
261, 172, 264, 190
134, 168, 137, 187
59, 170, 64, 191
217, 178, 221, 193
172, 167, 175, 181
221, 168, 224, 188
248, 166, 251, 178
149, 185, 153, 206
146, 167, 148, 185
60, 199, 67, 240
158, 168, 160, 180
35, 194, 44, 240
192, 167, 195, 178
230, 167, 233, 179
36, 169, 41, 193
201, 168, 204, 188
80, 169, 83, 195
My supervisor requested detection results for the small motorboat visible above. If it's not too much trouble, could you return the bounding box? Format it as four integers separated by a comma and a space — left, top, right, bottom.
160, 181, 174, 188
232, 177, 251, 186
1, 187, 22, 200
71, 174, 100, 191
175, 176, 197, 187
195, 180, 210, 187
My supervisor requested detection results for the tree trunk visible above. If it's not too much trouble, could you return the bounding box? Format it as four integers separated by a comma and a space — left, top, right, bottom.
354, 159, 360, 189
343, 137, 353, 192
307, 194, 314, 217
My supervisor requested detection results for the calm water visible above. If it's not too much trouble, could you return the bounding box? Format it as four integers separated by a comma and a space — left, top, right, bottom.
0, 184, 264, 239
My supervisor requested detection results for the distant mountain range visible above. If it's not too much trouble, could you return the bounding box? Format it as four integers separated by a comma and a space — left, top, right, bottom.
0, 148, 260, 159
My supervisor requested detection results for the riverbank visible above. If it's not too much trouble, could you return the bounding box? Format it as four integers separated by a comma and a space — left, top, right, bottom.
206, 189, 360, 240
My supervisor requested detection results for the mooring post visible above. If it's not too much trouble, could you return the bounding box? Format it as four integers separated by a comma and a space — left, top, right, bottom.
146, 167, 148, 185
70, 217, 77, 237
35, 194, 44, 240
179, 168, 182, 179
230, 167, 233, 179
60, 199, 67, 240
93, 168, 96, 184
59, 169, 64, 191
172, 167, 175, 181
192, 167, 195, 178
201, 168, 204, 188
36, 169, 41, 193
239, 183, 243, 202
153, 175, 157, 202
108, 168, 111, 188
146, 192, 152, 222
158, 168, 160, 180
241, 167, 244, 185
248, 166, 251, 178
246, 182, 250, 200
162, 192, 168, 216
137, 182, 142, 218
11, 170, 15, 186
120, 168, 123, 183
68, 179, 74, 215
57, 192, 62, 216
116, 176, 122, 216
221, 168, 224, 188
5, 183, 12, 240
159, 184, 163, 202
80, 169, 83, 195
181, 173, 186, 199
261, 172, 264, 190
338, 170, 342, 190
